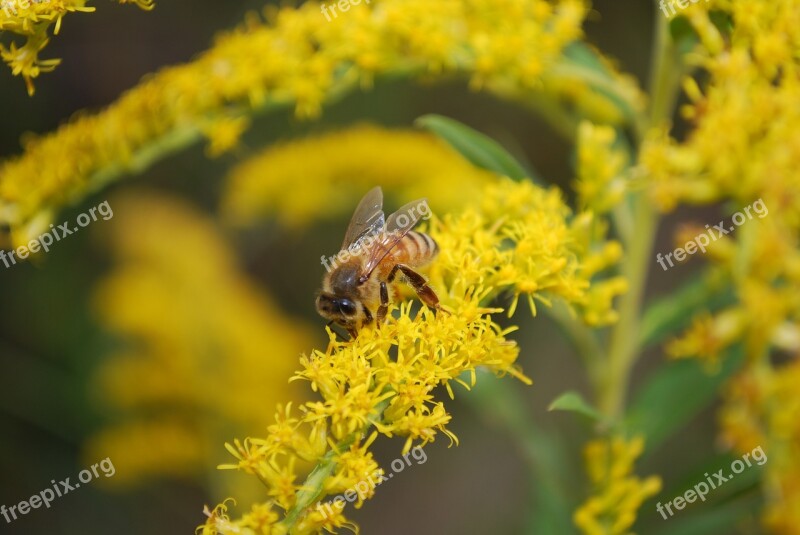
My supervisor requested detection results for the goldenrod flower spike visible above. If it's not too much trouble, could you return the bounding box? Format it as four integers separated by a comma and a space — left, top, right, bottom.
637, 1, 800, 531
201, 178, 624, 533
719, 361, 800, 533
574, 436, 662, 535
0, 0, 645, 249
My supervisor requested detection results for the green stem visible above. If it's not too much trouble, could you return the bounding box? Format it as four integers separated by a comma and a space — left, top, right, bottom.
597, 12, 683, 421
599, 197, 656, 419
277, 397, 391, 532
279, 434, 358, 529
645, 16, 685, 128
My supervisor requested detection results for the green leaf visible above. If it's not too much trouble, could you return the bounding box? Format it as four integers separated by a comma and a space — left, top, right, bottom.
548, 390, 602, 421
626, 347, 744, 450
414, 114, 536, 182
639, 273, 734, 349
559, 42, 643, 130
562, 41, 608, 72
660, 452, 764, 503
647, 493, 760, 535
667, 17, 699, 53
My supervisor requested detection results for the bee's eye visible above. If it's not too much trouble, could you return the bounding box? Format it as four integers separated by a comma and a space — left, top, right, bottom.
338, 299, 357, 316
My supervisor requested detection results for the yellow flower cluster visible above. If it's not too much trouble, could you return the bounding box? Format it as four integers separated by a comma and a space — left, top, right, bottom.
0, 0, 601, 249
83, 192, 311, 491
639, 2, 800, 532
200, 178, 624, 534
573, 121, 628, 215
666, 218, 800, 365
0, 0, 153, 95
719, 361, 800, 535
642, 0, 800, 213
430, 178, 625, 325
573, 436, 662, 535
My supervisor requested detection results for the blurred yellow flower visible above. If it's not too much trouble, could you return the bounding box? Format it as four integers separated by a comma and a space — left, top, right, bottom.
0, 0, 641, 250
574, 121, 628, 215
83, 192, 313, 491
667, 310, 744, 368
221, 124, 495, 228
574, 436, 662, 535
201, 116, 251, 158
638, 2, 800, 532
720, 360, 800, 535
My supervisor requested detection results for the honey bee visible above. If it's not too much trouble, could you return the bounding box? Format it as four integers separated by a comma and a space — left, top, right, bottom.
316, 186, 441, 336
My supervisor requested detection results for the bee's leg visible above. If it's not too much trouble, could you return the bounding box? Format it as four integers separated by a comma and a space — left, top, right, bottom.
388, 264, 440, 310
377, 281, 390, 325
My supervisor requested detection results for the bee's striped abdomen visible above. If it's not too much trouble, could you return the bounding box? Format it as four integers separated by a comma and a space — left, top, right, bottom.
388, 230, 438, 268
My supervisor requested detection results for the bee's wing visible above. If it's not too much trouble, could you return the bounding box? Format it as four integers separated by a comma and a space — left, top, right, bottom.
362, 198, 428, 278
342, 186, 385, 250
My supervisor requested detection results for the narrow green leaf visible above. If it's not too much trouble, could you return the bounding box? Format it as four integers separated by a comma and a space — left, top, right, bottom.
660, 452, 764, 504
647, 493, 760, 535
626, 347, 744, 450
667, 16, 700, 55
414, 114, 536, 182
562, 42, 607, 70
639, 273, 734, 349
559, 42, 643, 129
548, 390, 602, 421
